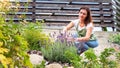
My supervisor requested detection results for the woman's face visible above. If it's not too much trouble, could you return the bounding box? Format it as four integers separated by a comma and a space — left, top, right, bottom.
79, 9, 87, 21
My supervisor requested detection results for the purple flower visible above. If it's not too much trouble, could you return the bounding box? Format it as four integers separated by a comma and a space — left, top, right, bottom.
50, 31, 75, 46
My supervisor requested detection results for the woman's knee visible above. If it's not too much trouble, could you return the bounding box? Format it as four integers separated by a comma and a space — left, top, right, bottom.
85, 40, 99, 48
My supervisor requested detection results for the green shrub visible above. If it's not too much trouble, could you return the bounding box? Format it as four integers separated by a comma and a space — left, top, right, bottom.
99, 48, 117, 68
22, 28, 50, 51
0, 1, 34, 67
41, 41, 78, 63
116, 52, 120, 61
64, 50, 82, 68
0, 19, 33, 68
109, 33, 120, 45
83, 48, 100, 68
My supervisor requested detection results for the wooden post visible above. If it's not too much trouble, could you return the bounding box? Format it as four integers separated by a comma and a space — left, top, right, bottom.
100, 2, 107, 31
32, 0, 36, 23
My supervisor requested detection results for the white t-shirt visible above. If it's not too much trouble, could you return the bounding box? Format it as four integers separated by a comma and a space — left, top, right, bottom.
72, 19, 94, 33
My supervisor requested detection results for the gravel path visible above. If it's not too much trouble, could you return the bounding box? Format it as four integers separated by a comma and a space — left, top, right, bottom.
93, 31, 113, 56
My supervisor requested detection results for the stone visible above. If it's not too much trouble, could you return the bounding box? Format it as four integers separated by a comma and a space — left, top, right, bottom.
29, 54, 44, 65
45, 63, 62, 68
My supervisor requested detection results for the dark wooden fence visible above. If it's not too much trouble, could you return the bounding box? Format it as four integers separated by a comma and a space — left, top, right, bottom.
6, 0, 114, 30
112, 0, 120, 31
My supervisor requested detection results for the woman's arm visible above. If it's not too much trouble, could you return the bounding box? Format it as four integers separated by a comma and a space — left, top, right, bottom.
63, 22, 74, 32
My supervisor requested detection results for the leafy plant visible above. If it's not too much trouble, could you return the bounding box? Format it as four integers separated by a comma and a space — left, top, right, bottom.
0, 19, 32, 68
0, 19, 33, 68
70, 48, 119, 68
0, 1, 33, 67
116, 52, 120, 67
64, 50, 82, 68
0, 41, 10, 68
109, 33, 120, 45
83, 48, 100, 68
116, 52, 120, 61
99, 48, 117, 68
22, 22, 50, 51
102, 27, 107, 31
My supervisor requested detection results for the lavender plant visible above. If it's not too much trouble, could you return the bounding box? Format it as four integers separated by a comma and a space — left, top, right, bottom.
49, 31, 76, 46
41, 31, 79, 63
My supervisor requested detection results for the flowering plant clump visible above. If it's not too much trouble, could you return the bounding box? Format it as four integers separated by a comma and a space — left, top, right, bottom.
49, 31, 75, 45
41, 31, 79, 63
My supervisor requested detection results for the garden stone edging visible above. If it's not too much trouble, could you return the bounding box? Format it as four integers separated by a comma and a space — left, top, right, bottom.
28, 50, 74, 68
45, 63, 62, 68
28, 50, 44, 65
29, 54, 44, 65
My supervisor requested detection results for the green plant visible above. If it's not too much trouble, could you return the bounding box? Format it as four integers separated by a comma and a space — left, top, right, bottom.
0, 1, 33, 67
70, 48, 119, 68
116, 52, 120, 61
99, 48, 117, 68
83, 48, 100, 68
22, 22, 50, 51
41, 41, 77, 63
34, 61, 45, 68
116, 52, 120, 67
102, 27, 107, 31
0, 19, 33, 68
0, 1, 52, 68
64, 50, 82, 68
109, 33, 120, 45
108, 61, 118, 68
0, 41, 9, 68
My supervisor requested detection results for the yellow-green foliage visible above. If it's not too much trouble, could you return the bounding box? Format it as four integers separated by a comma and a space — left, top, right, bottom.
0, 21, 33, 68
0, 15, 33, 68
0, 41, 11, 68
23, 29, 50, 50
22, 22, 50, 51
0, 0, 11, 12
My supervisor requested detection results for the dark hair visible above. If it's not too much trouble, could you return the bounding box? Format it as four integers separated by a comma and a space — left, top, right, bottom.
79, 6, 93, 26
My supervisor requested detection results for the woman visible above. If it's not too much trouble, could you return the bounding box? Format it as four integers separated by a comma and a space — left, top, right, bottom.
63, 6, 98, 54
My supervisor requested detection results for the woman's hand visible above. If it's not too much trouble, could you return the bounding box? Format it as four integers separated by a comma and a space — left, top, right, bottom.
76, 26, 93, 42
67, 37, 75, 42
62, 27, 67, 33
63, 22, 74, 32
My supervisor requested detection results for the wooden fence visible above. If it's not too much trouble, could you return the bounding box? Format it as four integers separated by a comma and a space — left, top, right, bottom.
6, 0, 114, 30
112, 0, 120, 31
